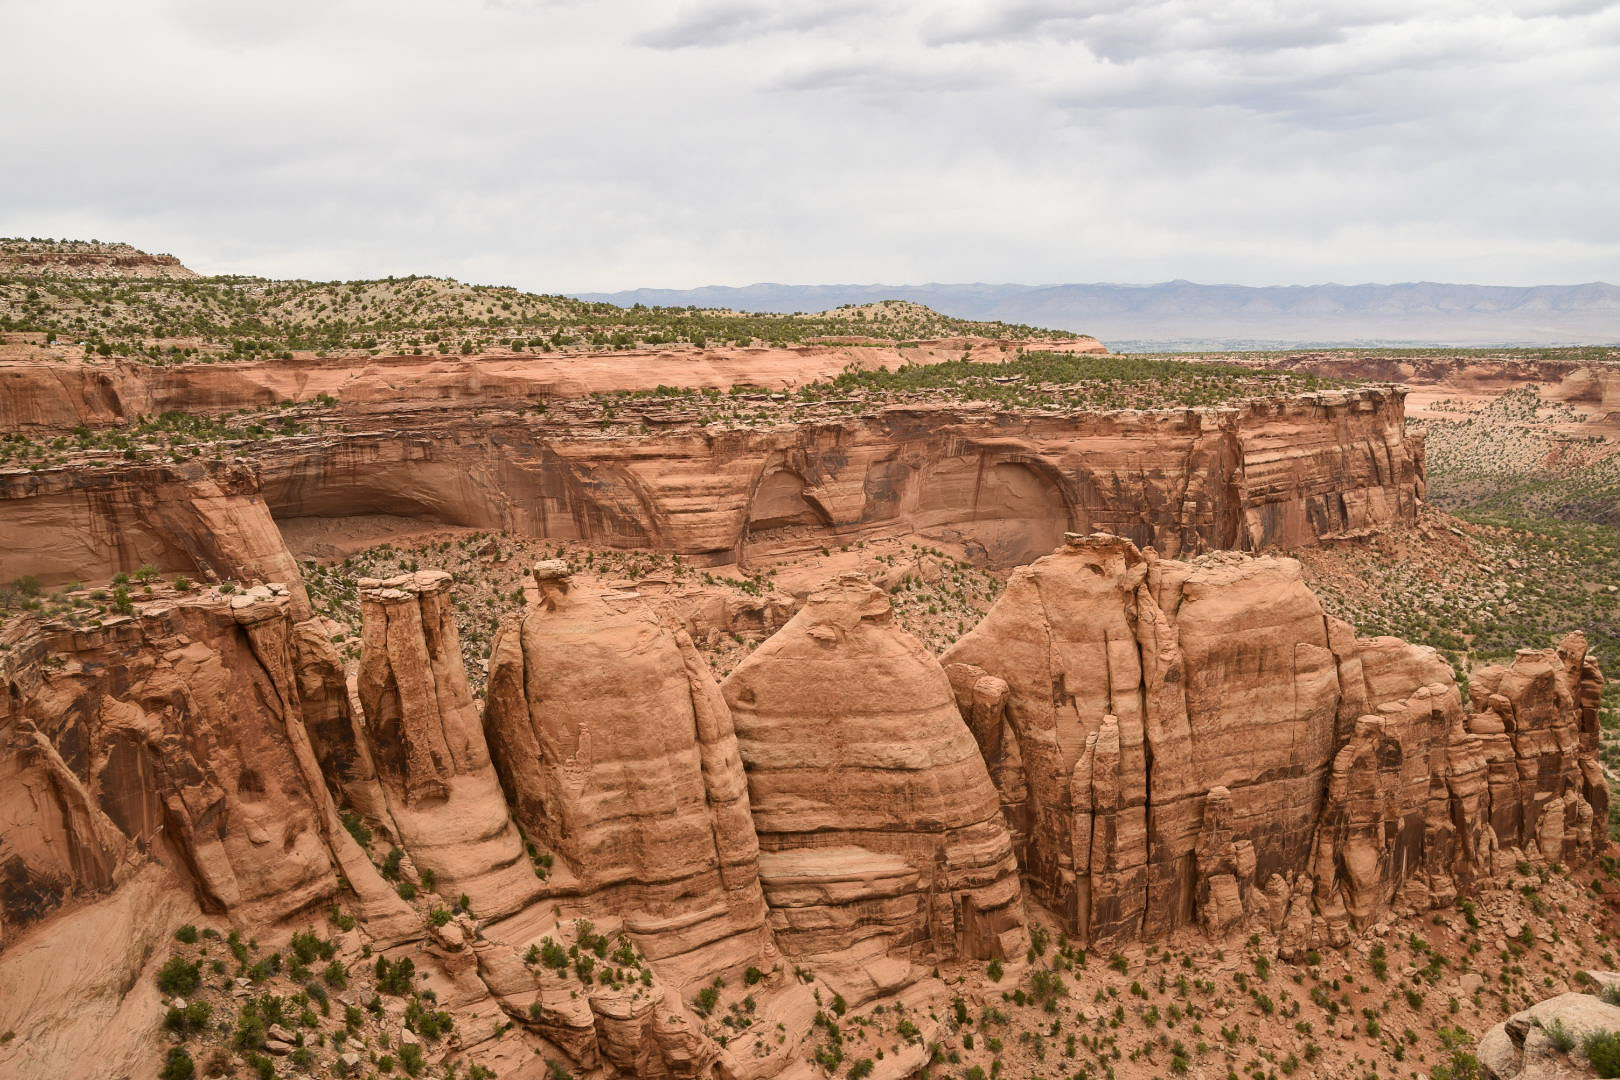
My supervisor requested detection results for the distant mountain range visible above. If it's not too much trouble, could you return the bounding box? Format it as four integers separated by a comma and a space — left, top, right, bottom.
571, 281, 1620, 349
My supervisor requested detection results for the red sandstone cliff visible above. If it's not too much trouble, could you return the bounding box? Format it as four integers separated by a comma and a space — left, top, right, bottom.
721, 575, 1026, 993
482, 566, 775, 986
0, 386, 1424, 594
0, 337, 1105, 431
941, 535, 1605, 952
0, 539, 1605, 1080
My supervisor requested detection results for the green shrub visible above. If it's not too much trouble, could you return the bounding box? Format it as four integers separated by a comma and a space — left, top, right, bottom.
1432, 1049, 1482, 1080
375, 955, 416, 996
156, 955, 202, 997
163, 1000, 212, 1035
173, 924, 199, 945
1543, 1016, 1577, 1053
399, 1043, 426, 1076
1585, 1030, 1620, 1077
159, 1047, 195, 1080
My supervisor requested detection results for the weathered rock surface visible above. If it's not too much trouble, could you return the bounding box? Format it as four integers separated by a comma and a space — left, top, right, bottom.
0, 385, 1423, 593
722, 574, 1026, 981
357, 571, 541, 919
942, 534, 1604, 949
0, 533, 1607, 1080
1234, 352, 1620, 433
481, 567, 775, 986
0, 587, 405, 939
0, 459, 309, 612
0, 337, 1107, 432
1476, 991, 1620, 1079
0, 587, 417, 1076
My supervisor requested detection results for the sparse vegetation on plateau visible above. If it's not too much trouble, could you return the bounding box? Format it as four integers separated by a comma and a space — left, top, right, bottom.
0, 244, 1072, 362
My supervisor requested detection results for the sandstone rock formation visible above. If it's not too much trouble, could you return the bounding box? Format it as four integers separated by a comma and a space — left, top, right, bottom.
722, 574, 1026, 987
0, 585, 406, 940
356, 571, 541, 919
1476, 988, 1620, 1079
0, 459, 309, 612
0, 586, 415, 1075
0, 336, 1103, 432
0, 530, 1608, 1080
1231, 352, 1620, 433
0, 385, 1424, 593
941, 534, 1604, 950
481, 565, 775, 986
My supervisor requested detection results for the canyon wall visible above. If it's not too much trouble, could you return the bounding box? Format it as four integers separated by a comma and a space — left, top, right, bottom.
941, 534, 1606, 952
253, 388, 1423, 565
0, 385, 1424, 590
0, 459, 309, 612
0, 538, 1605, 1079
1232, 353, 1620, 427
0, 337, 1106, 431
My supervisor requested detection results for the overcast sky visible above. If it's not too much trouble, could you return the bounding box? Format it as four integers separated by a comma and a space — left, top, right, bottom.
3, 0, 1617, 291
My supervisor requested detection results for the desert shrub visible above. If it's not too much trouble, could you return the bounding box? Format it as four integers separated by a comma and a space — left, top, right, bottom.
164, 1000, 212, 1035
375, 955, 416, 996
399, 1043, 426, 1076
1431, 1050, 1482, 1080
156, 955, 202, 997
1585, 1030, 1620, 1077
159, 1047, 195, 1080
1543, 1016, 1577, 1053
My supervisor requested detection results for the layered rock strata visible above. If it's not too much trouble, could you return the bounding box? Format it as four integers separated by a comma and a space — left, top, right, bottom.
1233, 352, 1620, 429
0, 538, 1607, 1080
0, 585, 408, 942
0, 459, 308, 612
721, 574, 1026, 980
0, 386, 1424, 592
942, 534, 1605, 950
481, 564, 775, 986
0, 337, 1104, 431
0, 587, 415, 1075
356, 571, 541, 919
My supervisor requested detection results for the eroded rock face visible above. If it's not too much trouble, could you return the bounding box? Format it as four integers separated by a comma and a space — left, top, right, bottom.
942, 534, 1604, 950
0, 386, 1423, 593
0, 534, 1608, 1080
481, 568, 775, 986
0, 588, 410, 943
722, 574, 1025, 978
1476, 990, 1620, 1080
357, 571, 541, 919
0, 460, 309, 612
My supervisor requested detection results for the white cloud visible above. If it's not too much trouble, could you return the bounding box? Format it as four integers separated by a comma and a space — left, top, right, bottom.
0, 0, 1615, 290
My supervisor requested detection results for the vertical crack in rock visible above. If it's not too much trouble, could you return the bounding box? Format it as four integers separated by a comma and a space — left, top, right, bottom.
722, 573, 1026, 999
481, 564, 775, 988
944, 533, 1605, 952
358, 571, 540, 920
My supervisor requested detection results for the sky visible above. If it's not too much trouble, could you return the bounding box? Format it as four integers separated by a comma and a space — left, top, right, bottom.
3, 0, 1618, 292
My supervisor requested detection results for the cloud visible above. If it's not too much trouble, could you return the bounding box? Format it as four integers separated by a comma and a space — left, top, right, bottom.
0, 0, 1616, 292
633, 0, 875, 50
